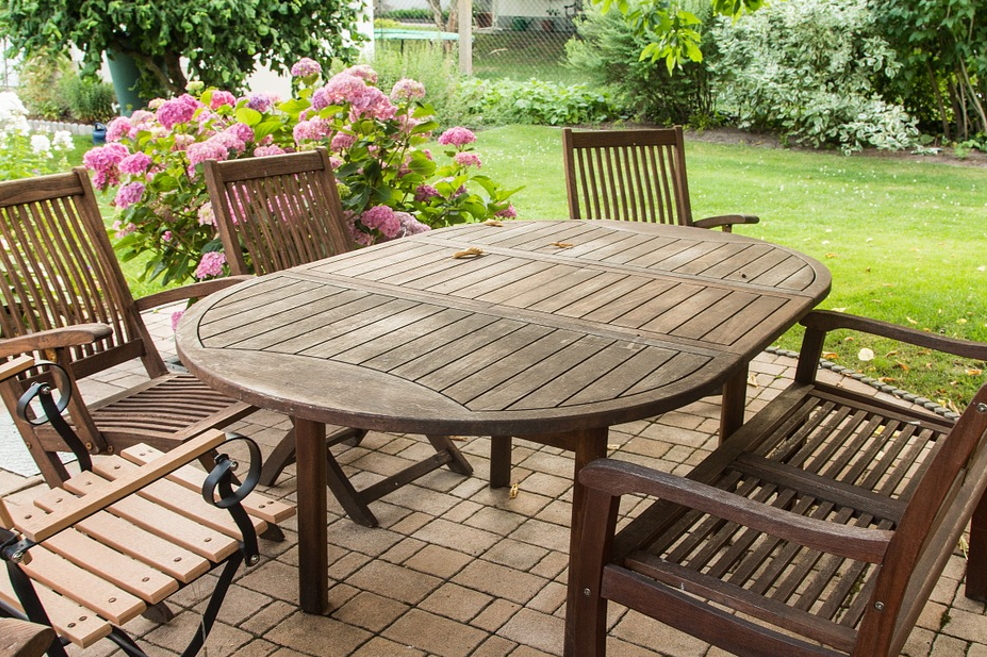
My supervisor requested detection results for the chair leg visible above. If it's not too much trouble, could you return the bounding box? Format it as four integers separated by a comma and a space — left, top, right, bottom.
490, 436, 513, 488
966, 487, 987, 599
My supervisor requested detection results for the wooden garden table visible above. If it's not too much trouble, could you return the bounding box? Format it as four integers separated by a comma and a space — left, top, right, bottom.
176, 219, 830, 645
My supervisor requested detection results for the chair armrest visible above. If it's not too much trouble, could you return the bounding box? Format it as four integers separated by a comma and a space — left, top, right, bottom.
0, 355, 35, 381
15, 429, 229, 543
0, 324, 113, 359
801, 310, 987, 361
693, 214, 760, 230
134, 276, 253, 312
579, 458, 892, 563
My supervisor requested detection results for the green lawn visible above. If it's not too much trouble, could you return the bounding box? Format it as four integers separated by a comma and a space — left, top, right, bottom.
473, 125, 987, 408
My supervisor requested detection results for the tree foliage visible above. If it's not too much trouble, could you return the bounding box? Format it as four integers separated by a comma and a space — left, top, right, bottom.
589, 0, 761, 70
0, 0, 367, 99
566, 3, 716, 125
873, 0, 987, 142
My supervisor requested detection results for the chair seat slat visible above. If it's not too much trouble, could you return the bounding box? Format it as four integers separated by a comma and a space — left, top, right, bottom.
0, 572, 111, 648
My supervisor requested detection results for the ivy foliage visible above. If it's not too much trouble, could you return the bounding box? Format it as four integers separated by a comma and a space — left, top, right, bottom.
0, 0, 366, 99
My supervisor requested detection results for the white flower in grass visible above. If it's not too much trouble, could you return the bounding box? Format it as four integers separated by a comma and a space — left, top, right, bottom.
30, 134, 52, 156
53, 130, 73, 151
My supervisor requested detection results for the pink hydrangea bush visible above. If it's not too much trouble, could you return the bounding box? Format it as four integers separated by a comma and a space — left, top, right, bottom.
85, 62, 517, 284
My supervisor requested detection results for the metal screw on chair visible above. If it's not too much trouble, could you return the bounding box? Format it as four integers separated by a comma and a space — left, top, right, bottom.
977, 403, 987, 413
874, 601, 886, 611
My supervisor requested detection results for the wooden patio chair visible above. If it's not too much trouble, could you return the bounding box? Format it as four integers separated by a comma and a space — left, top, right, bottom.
562, 126, 760, 230
570, 310, 987, 657
0, 355, 295, 657
0, 168, 255, 487
203, 148, 473, 527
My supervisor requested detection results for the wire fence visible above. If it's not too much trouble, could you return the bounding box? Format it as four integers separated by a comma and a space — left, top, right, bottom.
0, 39, 19, 91
376, 4, 584, 85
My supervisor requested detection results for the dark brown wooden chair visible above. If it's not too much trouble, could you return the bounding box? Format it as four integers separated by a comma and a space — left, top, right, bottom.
203, 148, 473, 527
0, 356, 294, 657
570, 310, 987, 657
0, 168, 254, 487
562, 126, 760, 230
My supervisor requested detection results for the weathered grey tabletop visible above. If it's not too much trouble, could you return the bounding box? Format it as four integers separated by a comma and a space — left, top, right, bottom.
177, 219, 831, 643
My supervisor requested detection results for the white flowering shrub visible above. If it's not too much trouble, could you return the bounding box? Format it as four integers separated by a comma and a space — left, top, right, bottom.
711, 0, 919, 153
0, 92, 74, 179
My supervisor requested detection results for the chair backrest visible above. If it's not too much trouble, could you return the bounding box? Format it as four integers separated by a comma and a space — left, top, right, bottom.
562, 126, 694, 225
203, 147, 353, 276
858, 383, 987, 654
0, 168, 166, 383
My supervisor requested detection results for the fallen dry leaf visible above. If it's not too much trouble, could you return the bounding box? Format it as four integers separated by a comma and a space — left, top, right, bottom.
895, 361, 910, 372
509, 482, 520, 499
550, 242, 574, 249
879, 377, 896, 383
885, 351, 898, 357
967, 369, 983, 376
825, 252, 839, 259
747, 373, 759, 388
453, 247, 484, 259
607, 444, 620, 450
906, 317, 918, 325
484, 219, 504, 227
823, 352, 840, 360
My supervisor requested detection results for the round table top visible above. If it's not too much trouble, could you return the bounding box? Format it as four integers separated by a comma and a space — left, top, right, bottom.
177, 220, 830, 436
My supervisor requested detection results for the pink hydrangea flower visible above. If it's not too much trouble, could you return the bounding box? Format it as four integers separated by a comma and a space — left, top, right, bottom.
254, 144, 287, 157
162, 230, 173, 242
438, 127, 477, 148
106, 117, 132, 142
397, 211, 430, 236
415, 184, 440, 202
83, 143, 129, 173
209, 90, 236, 109
390, 78, 426, 102
360, 205, 402, 239
156, 94, 201, 130
291, 58, 322, 78
170, 310, 184, 332
246, 91, 278, 112
112, 221, 137, 239
331, 132, 357, 151
198, 202, 216, 226
342, 64, 378, 84
312, 74, 367, 110
454, 151, 482, 168
114, 181, 145, 209
194, 251, 227, 279
344, 210, 374, 247
119, 152, 153, 175
186, 140, 229, 171
496, 204, 518, 219
293, 119, 331, 143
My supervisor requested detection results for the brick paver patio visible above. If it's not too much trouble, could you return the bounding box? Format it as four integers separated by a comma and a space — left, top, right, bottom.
1, 306, 984, 657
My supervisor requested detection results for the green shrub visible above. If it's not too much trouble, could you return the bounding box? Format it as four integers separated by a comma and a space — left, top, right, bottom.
59, 74, 117, 123
369, 42, 468, 128
564, 3, 717, 126
457, 78, 617, 126
711, 0, 918, 153
16, 49, 73, 120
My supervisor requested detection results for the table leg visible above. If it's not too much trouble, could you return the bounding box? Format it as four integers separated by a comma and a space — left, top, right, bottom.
294, 417, 329, 614
563, 426, 609, 657
719, 367, 748, 442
